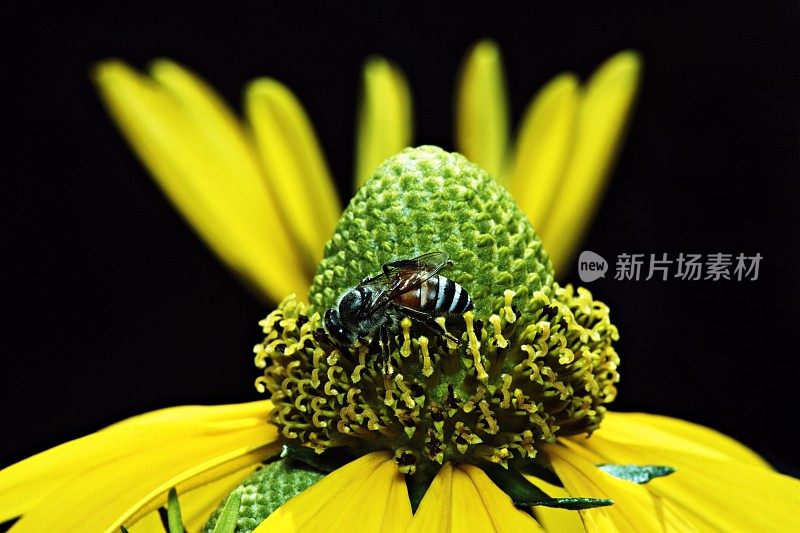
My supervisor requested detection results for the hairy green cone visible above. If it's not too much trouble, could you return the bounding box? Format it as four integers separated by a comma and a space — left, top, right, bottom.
308, 146, 554, 319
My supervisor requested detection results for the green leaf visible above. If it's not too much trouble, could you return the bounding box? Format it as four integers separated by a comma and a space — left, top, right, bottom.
534, 497, 614, 510
480, 462, 613, 510
167, 488, 184, 533
599, 464, 676, 484
280, 443, 354, 473
211, 488, 242, 533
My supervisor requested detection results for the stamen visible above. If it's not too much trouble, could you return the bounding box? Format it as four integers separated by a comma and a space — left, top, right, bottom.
502, 289, 517, 323
394, 374, 416, 409
478, 400, 499, 434
489, 315, 508, 348
419, 336, 434, 377
400, 318, 412, 357
464, 311, 489, 380
498, 373, 512, 408
351, 364, 366, 383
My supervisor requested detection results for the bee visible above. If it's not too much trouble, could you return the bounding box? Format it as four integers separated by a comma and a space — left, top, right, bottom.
324, 251, 473, 371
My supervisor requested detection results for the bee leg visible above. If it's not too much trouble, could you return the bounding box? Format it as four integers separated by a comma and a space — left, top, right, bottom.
381, 326, 393, 393
379, 323, 394, 375
360, 273, 384, 284
428, 320, 460, 345
401, 308, 461, 345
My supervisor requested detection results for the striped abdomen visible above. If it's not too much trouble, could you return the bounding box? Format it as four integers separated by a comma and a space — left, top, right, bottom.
395, 275, 473, 314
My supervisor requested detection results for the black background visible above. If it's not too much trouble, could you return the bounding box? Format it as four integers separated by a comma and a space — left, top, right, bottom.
3, 2, 799, 477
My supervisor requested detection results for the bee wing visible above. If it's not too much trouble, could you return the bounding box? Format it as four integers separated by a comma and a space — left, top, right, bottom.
363, 251, 451, 313
384, 251, 450, 292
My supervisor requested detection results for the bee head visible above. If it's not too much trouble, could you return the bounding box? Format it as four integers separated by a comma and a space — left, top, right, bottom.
324, 307, 355, 346
324, 287, 378, 346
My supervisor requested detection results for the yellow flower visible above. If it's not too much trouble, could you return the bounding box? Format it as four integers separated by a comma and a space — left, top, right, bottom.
2, 42, 798, 533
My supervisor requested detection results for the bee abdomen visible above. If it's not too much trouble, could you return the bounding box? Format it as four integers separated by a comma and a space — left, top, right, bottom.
435, 275, 473, 314
397, 275, 473, 315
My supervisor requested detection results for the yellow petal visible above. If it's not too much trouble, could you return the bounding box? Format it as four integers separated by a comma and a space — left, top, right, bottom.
595, 412, 772, 468
245, 78, 341, 269
507, 73, 579, 234
2, 401, 270, 520
405, 463, 454, 532
647, 493, 701, 532
130, 463, 258, 533
643, 452, 800, 532
355, 57, 413, 188
406, 463, 543, 532
461, 464, 544, 531
563, 416, 800, 532
455, 40, 509, 180
540, 51, 642, 275
546, 443, 664, 532
255, 451, 411, 532
126, 509, 164, 533
93, 60, 308, 302
0, 401, 280, 532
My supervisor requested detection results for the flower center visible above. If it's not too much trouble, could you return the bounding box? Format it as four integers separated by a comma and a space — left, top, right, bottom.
254, 282, 619, 474
253, 146, 620, 476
